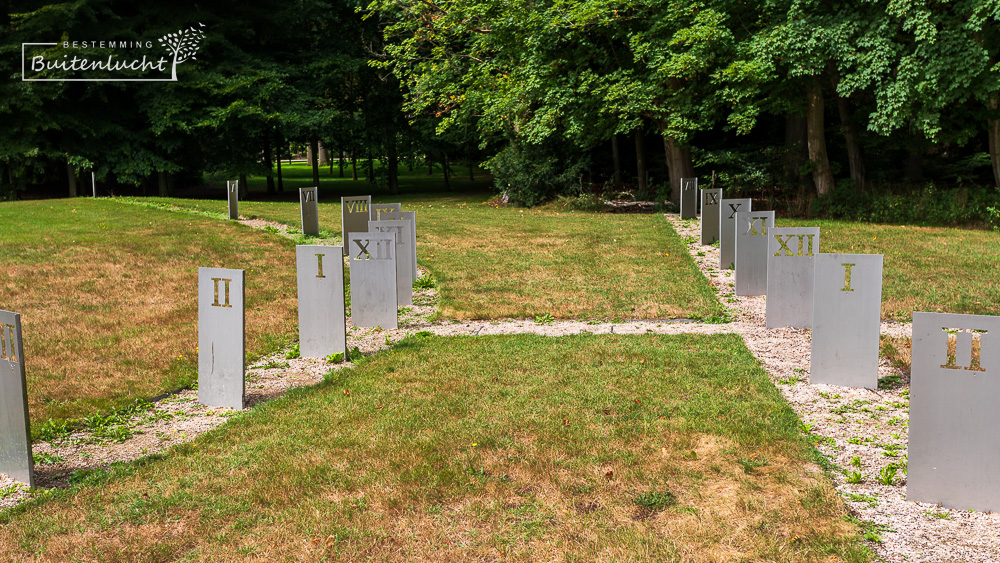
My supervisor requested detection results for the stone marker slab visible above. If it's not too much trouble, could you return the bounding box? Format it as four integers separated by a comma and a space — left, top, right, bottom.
369, 220, 414, 306
371, 203, 402, 221
734, 210, 774, 296
0, 311, 34, 487
227, 180, 238, 220
296, 245, 347, 358
198, 267, 245, 410
700, 188, 721, 245
341, 196, 372, 255
909, 312, 1000, 512
810, 254, 882, 389
348, 232, 398, 329
766, 227, 820, 328
380, 210, 418, 281
719, 198, 751, 269
680, 177, 698, 220
300, 187, 320, 236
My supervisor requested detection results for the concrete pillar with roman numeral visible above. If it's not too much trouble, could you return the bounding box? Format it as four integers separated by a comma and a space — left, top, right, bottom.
198, 267, 245, 409
0, 310, 34, 487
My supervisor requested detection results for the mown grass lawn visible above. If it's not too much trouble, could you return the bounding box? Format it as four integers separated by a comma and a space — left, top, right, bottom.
781, 219, 1000, 320
143, 193, 724, 321
0, 334, 870, 562
0, 199, 299, 429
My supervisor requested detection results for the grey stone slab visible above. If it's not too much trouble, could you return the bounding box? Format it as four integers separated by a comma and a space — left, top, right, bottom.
680, 177, 698, 220
371, 203, 402, 221
379, 211, 418, 281
300, 187, 320, 236
719, 199, 751, 269
0, 310, 34, 487
348, 232, 398, 329
765, 227, 820, 328
341, 196, 372, 255
227, 180, 238, 220
700, 188, 721, 245
908, 312, 1000, 512
734, 210, 774, 296
198, 268, 245, 410
369, 220, 413, 306
296, 245, 347, 358
810, 254, 883, 389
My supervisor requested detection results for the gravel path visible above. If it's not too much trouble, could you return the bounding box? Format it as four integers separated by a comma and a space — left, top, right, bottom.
3, 212, 996, 563
666, 214, 1000, 563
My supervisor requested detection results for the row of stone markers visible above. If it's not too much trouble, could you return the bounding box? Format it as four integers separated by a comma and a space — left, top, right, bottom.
688, 177, 1000, 514
0, 192, 418, 488
201, 193, 419, 409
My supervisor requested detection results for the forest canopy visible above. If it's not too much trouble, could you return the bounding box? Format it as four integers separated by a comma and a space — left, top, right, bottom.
3, 0, 999, 223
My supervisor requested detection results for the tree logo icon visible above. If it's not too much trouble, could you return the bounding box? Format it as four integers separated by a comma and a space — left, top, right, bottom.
158, 23, 205, 81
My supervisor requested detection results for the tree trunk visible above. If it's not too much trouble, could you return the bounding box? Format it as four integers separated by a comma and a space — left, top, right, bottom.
784, 115, 808, 183
157, 171, 169, 197
238, 173, 248, 199
387, 139, 399, 195
428, 157, 433, 175
905, 149, 924, 183
989, 94, 1000, 187
310, 138, 320, 187
367, 151, 375, 184
837, 97, 867, 193
276, 143, 284, 192
611, 135, 623, 190
467, 142, 475, 181
662, 135, 694, 204
443, 153, 452, 191
264, 135, 276, 194
5, 164, 16, 200
67, 162, 78, 197
634, 127, 647, 198
351, 150, 358, 181
338, 148, 345, 178
805, 83, 835, 197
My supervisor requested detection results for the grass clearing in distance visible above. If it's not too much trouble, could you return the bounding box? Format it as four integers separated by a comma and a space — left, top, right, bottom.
148, 193, 724, 321
0, 333, 871, 561
0, 199, 299, 428
218, 160, 492, 197
781, 219, 1000, 320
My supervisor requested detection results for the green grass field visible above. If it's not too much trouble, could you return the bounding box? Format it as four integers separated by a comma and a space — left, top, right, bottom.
0, 199, 299, 429
781, 219, 1000, 320
142, 193, 725, 321
0, 334, 870, 561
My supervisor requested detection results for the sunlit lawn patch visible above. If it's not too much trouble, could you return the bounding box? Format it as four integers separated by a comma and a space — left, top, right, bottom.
0, 333, 871, 561
0, 199, 298, 429
782, 219, 1000, 320
148, 193, 723, 320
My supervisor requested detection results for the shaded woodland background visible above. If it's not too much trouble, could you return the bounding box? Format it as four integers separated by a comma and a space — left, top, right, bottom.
2, 0, 999, 225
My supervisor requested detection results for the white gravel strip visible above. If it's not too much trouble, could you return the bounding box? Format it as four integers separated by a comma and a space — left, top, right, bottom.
666, 213, 1000, 563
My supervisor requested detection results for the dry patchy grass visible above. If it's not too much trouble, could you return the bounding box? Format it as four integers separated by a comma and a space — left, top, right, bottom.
147, 194, 723, 321
880, 331, 985, 380
782, 219, 1000, 320
0, 199, 298, 427
0, 334, 870, 561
